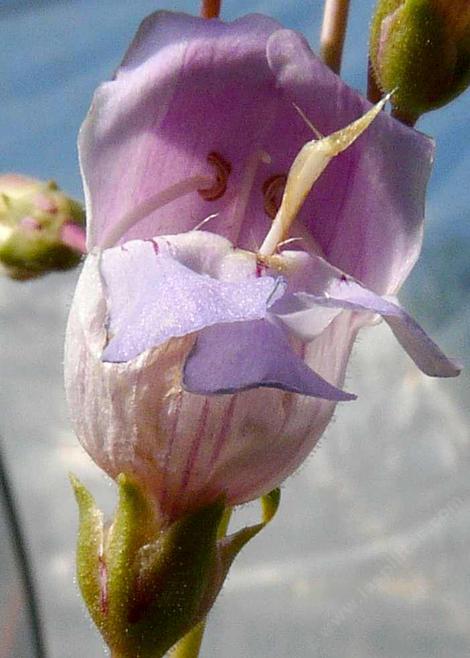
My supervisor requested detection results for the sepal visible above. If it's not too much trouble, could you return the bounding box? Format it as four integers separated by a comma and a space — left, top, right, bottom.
70, 474, 104, 627
221, 488, 281, 562
198, 488, 281, 619
170, 488, 281, 655
71, 474, 225, 658
71, 475, 281, 658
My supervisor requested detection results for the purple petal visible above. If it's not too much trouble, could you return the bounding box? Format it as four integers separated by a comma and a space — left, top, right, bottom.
81, 13, 433, 300
274, 274, 461, 378
266, 29, 434, 294
183, 318, 356, 401
100, 239, 281, 362
269, 291, 341, 341
79, 12, 283, 250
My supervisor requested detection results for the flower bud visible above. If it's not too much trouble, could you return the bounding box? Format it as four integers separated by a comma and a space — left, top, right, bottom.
370, 0, 470, 123
71, 474, 279, 658
0, 174, 85, 280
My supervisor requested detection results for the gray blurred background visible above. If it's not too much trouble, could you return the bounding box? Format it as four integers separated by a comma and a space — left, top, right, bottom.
0, 1, 469, 656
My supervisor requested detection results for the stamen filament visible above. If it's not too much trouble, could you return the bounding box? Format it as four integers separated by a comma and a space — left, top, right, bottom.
293, 103, 323, 139
193, 213, 219, 231
263, 174, 287, 219
99, 175, 213, 248
232, 149, 271, 245
258, 96, 388, 258
276, 236, 304, 250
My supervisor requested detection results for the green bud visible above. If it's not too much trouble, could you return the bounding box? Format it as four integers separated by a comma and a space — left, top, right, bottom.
0, 174, 85, 280
370, 0, 470, 123
71, 475, 280, 658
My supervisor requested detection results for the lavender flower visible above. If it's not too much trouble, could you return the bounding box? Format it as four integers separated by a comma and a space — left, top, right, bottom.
65, 11, 459, 524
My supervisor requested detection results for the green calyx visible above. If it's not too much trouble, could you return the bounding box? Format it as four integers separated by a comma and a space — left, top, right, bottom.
0, 180, 84, 280
370, 0, 470, 123
71, 475, 281, 658
71, 475, 224, 658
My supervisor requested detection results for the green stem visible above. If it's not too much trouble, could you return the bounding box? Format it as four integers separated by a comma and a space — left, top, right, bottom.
0, 438, 46, 658
391, 106, 418, 127
171, 622, 205, 658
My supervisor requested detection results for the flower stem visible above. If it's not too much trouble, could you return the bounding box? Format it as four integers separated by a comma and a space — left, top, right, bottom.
390, 106, 418, 127
320, 0, 351, 74
200, 0, 221, 19
367, 57, 383, 104
0, 438, 46, 658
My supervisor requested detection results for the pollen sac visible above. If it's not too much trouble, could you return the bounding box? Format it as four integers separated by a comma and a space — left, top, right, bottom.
370, 0, 470, 124
198, 152, 232, 201
263, 174, 287, 219
0, 175, 85, 279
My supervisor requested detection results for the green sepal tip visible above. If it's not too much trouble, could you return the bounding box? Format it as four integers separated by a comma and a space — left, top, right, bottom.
69, 474, 104, 628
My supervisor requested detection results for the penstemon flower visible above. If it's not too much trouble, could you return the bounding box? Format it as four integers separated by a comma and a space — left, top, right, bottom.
65, 10, 459, 525
63, 11, 462, 655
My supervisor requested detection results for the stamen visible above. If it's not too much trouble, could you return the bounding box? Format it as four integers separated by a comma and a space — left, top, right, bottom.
99, 174, 213, 248
263, 174, 287, 219
255, 260, 265, 278
293, 103, 323, 139
258, 96, 388, 258
193, 212, 219, 231
198, 152, 232, 201
232, 149, 271, 244
276, 236, 304, 251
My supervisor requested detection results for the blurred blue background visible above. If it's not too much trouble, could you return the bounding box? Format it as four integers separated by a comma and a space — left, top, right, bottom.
0, 1, 469, 657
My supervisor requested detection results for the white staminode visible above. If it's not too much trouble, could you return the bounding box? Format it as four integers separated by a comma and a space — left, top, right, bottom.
258, 96, 389, 258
